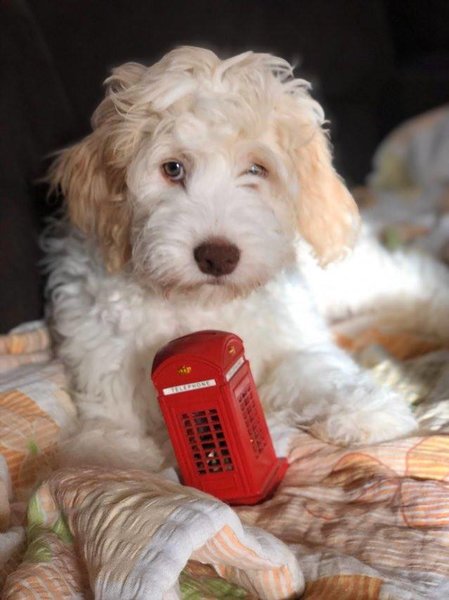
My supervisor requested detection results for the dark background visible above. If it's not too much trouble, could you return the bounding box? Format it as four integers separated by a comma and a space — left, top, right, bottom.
1, 0, 449, 332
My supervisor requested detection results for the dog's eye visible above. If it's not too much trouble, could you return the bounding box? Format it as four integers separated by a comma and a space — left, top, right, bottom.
246, 163, 268, 178
162, 161, 185, 182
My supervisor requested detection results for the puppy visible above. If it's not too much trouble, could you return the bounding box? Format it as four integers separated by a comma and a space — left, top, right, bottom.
46, 47, 449, 471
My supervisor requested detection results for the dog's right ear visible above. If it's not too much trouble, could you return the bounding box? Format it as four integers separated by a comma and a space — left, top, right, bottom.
293, 126, 360, 266
47, 63, 147, 272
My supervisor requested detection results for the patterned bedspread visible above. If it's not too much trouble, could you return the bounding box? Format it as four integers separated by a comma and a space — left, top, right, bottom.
1, 106, 449, 599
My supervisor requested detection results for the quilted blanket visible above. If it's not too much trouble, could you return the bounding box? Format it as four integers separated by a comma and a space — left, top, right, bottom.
1, 106, 449, 598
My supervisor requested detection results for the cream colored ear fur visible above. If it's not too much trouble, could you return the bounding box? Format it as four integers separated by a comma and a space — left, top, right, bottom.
47, 63, 148, 272
293, 125, 360, 265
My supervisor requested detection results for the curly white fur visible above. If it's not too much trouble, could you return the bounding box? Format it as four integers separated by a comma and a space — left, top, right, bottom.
45, 47, 449, 472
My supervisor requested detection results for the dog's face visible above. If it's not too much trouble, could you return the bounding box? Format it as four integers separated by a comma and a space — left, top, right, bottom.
50, 47, 359, 300
129, 131, 295, 298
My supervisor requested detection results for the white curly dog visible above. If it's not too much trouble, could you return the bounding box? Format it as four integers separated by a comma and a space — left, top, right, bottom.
46, 47, 449, 471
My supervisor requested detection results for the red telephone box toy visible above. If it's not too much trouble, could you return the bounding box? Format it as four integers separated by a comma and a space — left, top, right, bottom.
151, 330, 287, 505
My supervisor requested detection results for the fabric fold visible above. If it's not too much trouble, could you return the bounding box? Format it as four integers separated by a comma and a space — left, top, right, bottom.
3, 468, 303, 599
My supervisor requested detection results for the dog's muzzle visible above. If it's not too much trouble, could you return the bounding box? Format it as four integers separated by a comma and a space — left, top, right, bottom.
194, 239, 240, 277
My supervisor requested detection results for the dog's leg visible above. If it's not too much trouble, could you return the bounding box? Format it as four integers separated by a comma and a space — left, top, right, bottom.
258, 340, 417, 445
303, 228, 449, 341
235, 275, 418, 446
57, 351, 166, 471
58, 415, 165, 472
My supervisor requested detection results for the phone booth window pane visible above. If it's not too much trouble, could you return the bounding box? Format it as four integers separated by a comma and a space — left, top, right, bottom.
181, 409, 234, 474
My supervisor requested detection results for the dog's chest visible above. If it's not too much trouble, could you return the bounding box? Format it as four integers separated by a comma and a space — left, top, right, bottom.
92, 288, 273, 393
121, 295, 265, 373
110, 278, 318, 390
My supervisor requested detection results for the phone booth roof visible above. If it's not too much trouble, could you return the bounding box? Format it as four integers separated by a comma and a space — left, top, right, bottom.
152, 330, 244, 380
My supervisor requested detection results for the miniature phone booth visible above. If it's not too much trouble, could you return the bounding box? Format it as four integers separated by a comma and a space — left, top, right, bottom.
151, 330, 287, 505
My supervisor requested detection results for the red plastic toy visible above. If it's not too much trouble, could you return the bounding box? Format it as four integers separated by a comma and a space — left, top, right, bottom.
151, 330, 287, 505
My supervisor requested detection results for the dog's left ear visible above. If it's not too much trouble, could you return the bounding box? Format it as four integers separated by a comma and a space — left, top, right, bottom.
47, 63, 148, 272
294, 126, 360, 265
48, 134, 132, 273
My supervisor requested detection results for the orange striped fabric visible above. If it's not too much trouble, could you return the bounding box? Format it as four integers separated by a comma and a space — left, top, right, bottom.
193, 524, 300, 599
0, 323, 51, 373
0, 325, 50, 356
305, 575, 382, 600
3, 468, 303, 599
2, 319, 449, 598
3, 532, 87, 598
0, 388, 59, 491
236, 431, 449, 597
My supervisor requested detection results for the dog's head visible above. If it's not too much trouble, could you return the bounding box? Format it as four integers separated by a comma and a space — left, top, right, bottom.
49, 47, 359, 299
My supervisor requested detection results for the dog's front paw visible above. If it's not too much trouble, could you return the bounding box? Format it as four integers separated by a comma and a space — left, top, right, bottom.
58, 420, 165, 471
310, 389, 418, 446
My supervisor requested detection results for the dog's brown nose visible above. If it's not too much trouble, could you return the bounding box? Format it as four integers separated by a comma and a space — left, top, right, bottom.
194, 240, 240, 276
